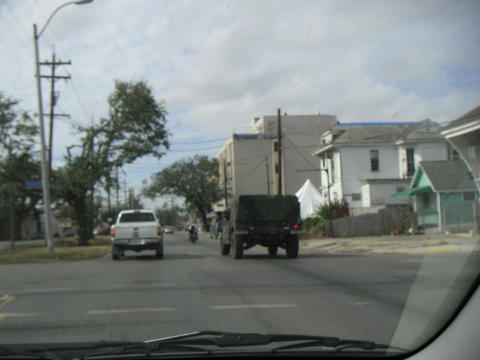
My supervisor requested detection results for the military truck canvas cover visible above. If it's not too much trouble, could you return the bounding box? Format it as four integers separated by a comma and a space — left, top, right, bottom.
235, 195, 300, 224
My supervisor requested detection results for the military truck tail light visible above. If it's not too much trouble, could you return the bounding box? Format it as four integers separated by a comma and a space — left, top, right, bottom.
157, 226, 163, 236
111, 228, 116, 238
293, 224, 300, 229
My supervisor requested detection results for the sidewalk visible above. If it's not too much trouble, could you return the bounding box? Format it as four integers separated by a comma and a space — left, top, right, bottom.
300, 234, 479, 255
0, 239, 44, 250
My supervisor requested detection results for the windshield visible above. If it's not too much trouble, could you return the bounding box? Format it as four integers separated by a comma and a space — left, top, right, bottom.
119, 213, 155, 223
0, 0, 479, 358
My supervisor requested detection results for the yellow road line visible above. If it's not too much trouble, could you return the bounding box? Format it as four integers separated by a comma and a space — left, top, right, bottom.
425, 248, 460, 253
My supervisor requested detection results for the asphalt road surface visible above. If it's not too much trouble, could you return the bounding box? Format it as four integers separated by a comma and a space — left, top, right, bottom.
0, 232, 472, 346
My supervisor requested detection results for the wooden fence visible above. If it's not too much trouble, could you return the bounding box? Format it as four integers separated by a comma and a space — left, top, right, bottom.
326, 206, 415, 237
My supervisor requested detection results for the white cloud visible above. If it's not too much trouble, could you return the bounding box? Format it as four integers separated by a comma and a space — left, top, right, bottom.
1, 0, 479, 193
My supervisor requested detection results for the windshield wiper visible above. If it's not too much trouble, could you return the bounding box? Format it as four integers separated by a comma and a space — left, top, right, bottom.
85, 330, 407, 358
0, 341, 138, 360
5, 331, 406, 360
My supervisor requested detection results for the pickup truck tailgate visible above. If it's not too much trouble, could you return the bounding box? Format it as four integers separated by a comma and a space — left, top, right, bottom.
115, 222, 159, 239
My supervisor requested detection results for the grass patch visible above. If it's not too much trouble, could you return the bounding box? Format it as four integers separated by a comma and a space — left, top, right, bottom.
0, 237, 111, 265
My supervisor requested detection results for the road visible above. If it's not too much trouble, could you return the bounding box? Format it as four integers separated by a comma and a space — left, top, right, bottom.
0, 232, 470, 346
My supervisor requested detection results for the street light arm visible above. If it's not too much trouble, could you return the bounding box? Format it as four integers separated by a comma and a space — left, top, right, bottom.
37, 2, 76, 39
36, 0, 93, 39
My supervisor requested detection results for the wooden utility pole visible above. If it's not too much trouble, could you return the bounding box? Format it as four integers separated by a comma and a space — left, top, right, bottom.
276, 108, 282, 195
115, 167, 120, 209
7, 145, 15, 249
39, 53, 71, 176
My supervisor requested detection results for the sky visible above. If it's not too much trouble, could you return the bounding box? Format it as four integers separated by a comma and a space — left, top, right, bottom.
1, 0, 479, 209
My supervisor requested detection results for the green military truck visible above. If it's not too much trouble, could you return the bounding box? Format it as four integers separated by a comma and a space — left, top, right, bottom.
220, 195, 302, 259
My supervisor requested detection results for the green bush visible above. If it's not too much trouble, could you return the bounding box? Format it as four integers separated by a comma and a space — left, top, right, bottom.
302, 200, 350, 238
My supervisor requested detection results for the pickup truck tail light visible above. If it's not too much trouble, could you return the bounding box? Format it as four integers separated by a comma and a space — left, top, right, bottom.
157, 226, 163, 236
111, 228, 116, 238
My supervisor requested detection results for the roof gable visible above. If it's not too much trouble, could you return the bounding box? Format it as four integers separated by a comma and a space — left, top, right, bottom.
419, 160, 477, 192
411, 167, 433, 189
398, 119, 443, 142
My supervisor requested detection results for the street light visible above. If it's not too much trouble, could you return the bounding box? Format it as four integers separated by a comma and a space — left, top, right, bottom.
33, 0, 93, 256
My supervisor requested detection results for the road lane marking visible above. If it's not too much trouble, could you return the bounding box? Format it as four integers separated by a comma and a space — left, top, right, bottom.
210, 304, 298, 310
0, 295, 14, 309
354, 301, 373, 306
23, 287, 80, 293
111, 282, 177, 288
88, 308, 175, 315
425, 249, 460, 253
0, 312, 41, 318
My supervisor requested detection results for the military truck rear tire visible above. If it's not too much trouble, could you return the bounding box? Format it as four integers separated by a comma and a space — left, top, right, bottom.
232, 235, 243, 259
286, 235, 299, 258
220, 238, 231, 256
268, 246, 278, 257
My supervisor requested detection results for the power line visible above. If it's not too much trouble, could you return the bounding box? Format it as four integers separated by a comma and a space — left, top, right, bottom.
283, 133, 318, 169
170, 137, 229, 145
238, 158, 266, 180
169, 145, 223, 152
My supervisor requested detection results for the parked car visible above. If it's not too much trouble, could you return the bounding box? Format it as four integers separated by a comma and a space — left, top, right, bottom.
164, 226, 175, 234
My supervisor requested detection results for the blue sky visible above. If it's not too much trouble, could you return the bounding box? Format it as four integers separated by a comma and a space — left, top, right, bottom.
1, 0, 479, 208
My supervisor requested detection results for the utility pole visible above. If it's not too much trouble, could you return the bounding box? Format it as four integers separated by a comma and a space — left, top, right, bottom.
7, 144, 15, 250
115, 166, 120, 209
39, 53, 71, 175
265, 155, 271, 195
123, 178, 128, 207
90, 117, 95, 228
276, 108, 283, 195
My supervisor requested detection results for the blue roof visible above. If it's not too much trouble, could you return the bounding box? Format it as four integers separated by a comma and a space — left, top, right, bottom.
338, 122, 416, 126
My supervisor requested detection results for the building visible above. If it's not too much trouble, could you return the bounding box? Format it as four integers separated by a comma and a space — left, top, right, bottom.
441, 104, 480, 192
214, 114, 337, 212
393, 160, 479, 233
313, 119, 454, 213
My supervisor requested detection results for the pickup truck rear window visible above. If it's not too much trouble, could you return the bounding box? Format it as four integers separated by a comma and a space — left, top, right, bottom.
119, 213, 155, 223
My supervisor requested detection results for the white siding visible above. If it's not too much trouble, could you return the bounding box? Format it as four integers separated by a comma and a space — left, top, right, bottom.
339, 146, 399, 208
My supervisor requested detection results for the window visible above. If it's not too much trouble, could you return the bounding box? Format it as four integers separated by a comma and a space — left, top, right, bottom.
119, 212, 155, 223
397, 187, 405, 193
463, 191, 476, 201
448, 145, 461, 160
352, 193, 361, 201
406, 148, 415, 176
330, 157, 335, 182
370, 149, 379, 171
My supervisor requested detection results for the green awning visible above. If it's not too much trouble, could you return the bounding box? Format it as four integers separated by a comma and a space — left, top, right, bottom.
391, 185, 433, 198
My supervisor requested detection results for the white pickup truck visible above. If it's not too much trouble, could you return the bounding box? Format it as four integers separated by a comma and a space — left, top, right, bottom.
110, 209, 164, 260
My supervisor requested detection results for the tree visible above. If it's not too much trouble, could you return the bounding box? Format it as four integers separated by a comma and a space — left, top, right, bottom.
155, 203, 187, 226
144, 155, 222, 231
0, 93, 40, 248
54, 80, 169, 245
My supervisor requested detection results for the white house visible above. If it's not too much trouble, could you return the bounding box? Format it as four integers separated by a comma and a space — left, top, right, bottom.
313, 119, 454, 214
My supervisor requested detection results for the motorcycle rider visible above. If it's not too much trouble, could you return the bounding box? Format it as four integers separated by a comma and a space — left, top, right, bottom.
189, 223, 198, 241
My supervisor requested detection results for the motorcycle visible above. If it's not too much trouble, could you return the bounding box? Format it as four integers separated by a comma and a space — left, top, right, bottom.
189, 231, 198, 243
